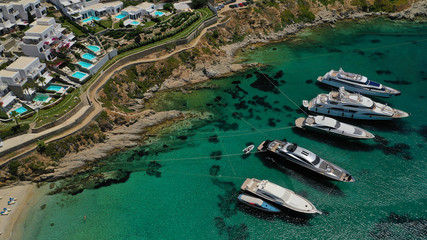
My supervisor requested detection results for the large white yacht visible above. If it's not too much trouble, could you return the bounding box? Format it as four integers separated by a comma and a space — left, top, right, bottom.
241, 178, 321, 214
302, 87, 410, 120
258, 140, 355, 182
317, 68, 401, 98
295, 115, 375, 139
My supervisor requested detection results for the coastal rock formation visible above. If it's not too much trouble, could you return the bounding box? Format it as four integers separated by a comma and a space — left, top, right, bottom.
39, 110, 183, 179
389, 1, 427, 19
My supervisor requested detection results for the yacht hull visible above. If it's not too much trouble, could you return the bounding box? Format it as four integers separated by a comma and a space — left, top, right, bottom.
318, 78, 400, 98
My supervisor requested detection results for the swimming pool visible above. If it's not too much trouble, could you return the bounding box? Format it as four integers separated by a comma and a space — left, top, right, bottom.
46, 84, 65, 92
131, 21, 140, 26
82, 16, 101, 23
82, 53, 96, 61
115, 14, 127, 19
71, 71, 89, 81
10, 106, 27, 115
77, 61, 93, 69
87, 45, 100, 53
33, 93, 51, 102
154, 11, 165, 16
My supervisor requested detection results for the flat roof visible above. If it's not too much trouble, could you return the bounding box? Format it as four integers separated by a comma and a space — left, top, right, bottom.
138, 2, 154, 9
26, 24, 51, 34
37, 17, 55, 22
123, 6, 139, 12
103, 1, 123, 7
0, 70, 18, 78
7, 57, 38, 69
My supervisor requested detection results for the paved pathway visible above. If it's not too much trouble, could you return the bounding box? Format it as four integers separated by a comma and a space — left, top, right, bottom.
0, 12, 226, 164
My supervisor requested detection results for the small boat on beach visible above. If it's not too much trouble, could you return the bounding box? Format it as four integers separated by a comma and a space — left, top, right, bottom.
258, 140, 355, 182
317, 68, 401, 98
303, 87, 409, 120
295, 115, 375, 139
237, 194, 281, 213
241, 178, 321, 214
243, 145, 255, 154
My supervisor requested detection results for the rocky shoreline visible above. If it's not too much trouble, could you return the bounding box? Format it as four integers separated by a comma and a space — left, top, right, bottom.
38, 1, 427, 181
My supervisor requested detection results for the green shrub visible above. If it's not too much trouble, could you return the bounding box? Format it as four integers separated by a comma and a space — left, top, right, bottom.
281, 9, 298, 24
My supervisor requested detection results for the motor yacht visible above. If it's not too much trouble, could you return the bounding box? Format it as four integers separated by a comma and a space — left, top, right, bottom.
295, 115, 375, 139
302, 87, 409, 120
317, 68, 401, 97
258, 140, 355, 182
241, 178, 321, 214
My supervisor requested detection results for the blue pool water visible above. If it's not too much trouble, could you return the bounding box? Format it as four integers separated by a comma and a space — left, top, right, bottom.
77, 61, 93, 69
154, 11, 165, 16
10, 106, 27, 115
71, 72, 88, 80
81, 53, 96, 61
131, 21, 139, 25
33, 93, 50, 102
46, 84, 64, 92
82, 17, 100, 23
115, 14, 127, 19
87, 45, 100, 53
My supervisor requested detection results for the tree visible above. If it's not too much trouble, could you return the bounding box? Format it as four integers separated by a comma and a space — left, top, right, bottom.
190, 0, 208, 9
119, 20, 124, 28
10, 110, 20, 128
39, 77, 46, 89
27, 9, 35, 24
163, 3, 174, 12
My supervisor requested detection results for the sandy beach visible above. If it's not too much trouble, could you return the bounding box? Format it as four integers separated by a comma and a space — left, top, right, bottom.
0, 183, 35, 240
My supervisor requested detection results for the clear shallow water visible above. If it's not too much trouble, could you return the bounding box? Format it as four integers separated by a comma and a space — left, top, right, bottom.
33, 93, 50, 102
82, 53, 96, 61
19, 19, 427, 240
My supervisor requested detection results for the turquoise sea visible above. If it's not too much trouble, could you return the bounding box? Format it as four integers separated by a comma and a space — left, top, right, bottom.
17, 18, 426, 239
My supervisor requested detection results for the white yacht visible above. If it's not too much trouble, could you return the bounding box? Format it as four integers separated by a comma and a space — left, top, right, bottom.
295, 115, 375, 139
258, 140, 355, 182
241, 178, 321, 214
317, 68, 401, 98
302, 87, 409, 120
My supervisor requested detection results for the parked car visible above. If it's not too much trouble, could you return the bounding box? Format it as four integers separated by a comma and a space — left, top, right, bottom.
238, 2, 244, 7
242, 2, 248, 6
230, 4, 236, 8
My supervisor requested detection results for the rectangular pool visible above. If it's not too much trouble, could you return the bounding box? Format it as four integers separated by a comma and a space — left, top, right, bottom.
131, 21, 140, 26
77, 61, 93, 69
154, 11, 165, 16
115, 14, 127, 19
87, 45, 100, 53
82, 16, 101, 23
33, 93, 51, 102
71, 71, 89, 82
10, 106, 27, 115
82, 53, 96, 61
46, 84, 65, 92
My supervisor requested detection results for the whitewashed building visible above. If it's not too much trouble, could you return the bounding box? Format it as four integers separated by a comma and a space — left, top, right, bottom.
121, 2, 155, 20
50, 0, 122, 21
0, 0, 47, 34
0, 56, 47, 98
20, 17, 75, 61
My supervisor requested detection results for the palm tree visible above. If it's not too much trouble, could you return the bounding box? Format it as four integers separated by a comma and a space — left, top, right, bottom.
10, 110, 20, 128
23, 85, 31, 101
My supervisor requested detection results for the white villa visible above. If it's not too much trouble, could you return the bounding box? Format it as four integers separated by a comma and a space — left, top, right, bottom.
121, 2, 155, 20
0, 56, 49, 99
50, 0, 123, 21
20, 17, 75, 61
0, 0, 47, 34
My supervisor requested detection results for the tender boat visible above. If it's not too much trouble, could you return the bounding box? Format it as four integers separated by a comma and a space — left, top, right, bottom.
317, 68, 401, 98
243, 145, 255, 154
241, 178, 321, 214
295, 115, 375, 139
237, 194, 281, 213
302, 87, 409, 120
258, 140, 355, 182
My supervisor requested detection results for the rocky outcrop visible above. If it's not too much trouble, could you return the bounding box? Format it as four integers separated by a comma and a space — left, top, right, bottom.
389, 0, 427, 20
38, 110, 183, 180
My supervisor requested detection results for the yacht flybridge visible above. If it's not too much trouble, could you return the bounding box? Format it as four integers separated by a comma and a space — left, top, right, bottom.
241, 178, 321, 214
302, 87, 409, 120
317, 68, 401, 98
295, 115, 375, 139
258, 140, 355, 182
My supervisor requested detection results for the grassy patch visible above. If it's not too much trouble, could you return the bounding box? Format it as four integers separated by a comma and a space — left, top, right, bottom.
61, 20, 86, 37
